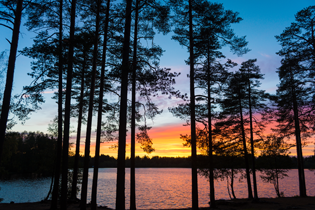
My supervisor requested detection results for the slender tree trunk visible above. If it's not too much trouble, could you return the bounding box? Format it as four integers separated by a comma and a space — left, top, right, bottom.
116, 1, 132, 209
231, 168, 236, 199
248, 78, 258, 200
238, 89, 253, 199
71, 53, 86, 200
61, 0, 77, 209
275, 157, 280, 197
290, 71, 306, 197
80, 1, 101, 209
206, 54, 215, 208
227, 179, 232, 200
91, 0, 111, 209
275, 171, 280, 197
130, 0, 139, 209
45, 172, 54, 201
189, 1, 198, 209
0, 0, 23, 161
51, 0, 63, 208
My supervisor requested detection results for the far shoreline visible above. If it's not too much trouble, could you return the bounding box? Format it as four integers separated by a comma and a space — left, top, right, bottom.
1, 196, 315, 210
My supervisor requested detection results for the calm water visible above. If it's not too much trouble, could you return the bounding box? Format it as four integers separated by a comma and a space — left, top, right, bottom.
0, 168, 314, 209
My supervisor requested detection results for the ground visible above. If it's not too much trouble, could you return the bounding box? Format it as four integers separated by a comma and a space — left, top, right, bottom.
0, 197, 314, 210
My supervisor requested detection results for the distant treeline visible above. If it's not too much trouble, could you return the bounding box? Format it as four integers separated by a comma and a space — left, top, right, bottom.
85, 154, 315, 169
0, 132, 56, 179
1, 131, 314, 179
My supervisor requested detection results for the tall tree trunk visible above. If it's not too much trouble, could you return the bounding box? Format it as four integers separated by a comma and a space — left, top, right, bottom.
206, 52, 215, 208
80, 1, 101, 209
188, 0, 198, 209
61, 0, 77, 209
71, 52, 86, 200
0, 0, 23, 161
290, 70, 307, 197
238, 89, 253, 199
230, 168, 236, 199
51, 0, 63, 208
116, 0, 132, 209
130, 0, 139, 209
275, 157, 280, 197
91, 0, 111, 209
248, 78, 258, 200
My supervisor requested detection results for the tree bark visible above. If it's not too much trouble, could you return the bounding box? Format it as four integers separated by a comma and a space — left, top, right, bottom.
290, 70, 307, 197
238, 88, 253, 199
231, 168, 236, 199
248, 77, 258, 200
51, 0, 63, 208
206, 51, 215, 208
189, 0, 198, 209
91, 0, 111, 209
71, 51, 86, 200
80, 1, 101, 209
0, 0, 23, 162
116, 1, 132, 209
61, 0, 77, 209
130, 0, 139, 209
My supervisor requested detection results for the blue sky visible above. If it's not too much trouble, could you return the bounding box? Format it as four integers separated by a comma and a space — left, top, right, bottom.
1, 0, 315, 156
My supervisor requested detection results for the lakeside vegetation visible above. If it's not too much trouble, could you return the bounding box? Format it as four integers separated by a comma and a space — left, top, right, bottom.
1, 0, 315, 209
1, 131, 314, 180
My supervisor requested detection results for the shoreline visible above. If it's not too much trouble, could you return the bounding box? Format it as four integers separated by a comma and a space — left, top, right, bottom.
1, 196, 315, 210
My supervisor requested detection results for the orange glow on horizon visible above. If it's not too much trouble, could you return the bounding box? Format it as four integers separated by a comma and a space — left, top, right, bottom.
74, 124, 193, 158
72, 122, 315, 159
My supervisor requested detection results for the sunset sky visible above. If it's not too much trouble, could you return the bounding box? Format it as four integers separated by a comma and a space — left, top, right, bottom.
1, 0, 315, 158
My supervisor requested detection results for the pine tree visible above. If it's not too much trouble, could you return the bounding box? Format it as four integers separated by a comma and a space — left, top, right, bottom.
91, 0, 111, 209
170, 0, 248, 207
239, 59, 267, 200
61, 0, 77, 209
79, 0, 102, 209
275, 5, 315, 197
217, 72, 253, 199
273, 57, 314, 197
0, 0, 23, 163
116, 0, 132, 209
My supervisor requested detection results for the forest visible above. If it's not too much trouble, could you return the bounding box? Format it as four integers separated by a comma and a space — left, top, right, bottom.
0, 132, 314, 179
0, 0, 315, 210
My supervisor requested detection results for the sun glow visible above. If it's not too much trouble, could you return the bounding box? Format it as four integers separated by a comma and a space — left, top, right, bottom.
74, 123, 315, 158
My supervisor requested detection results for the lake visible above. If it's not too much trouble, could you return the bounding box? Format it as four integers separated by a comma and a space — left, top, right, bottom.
0, 168, 314, 209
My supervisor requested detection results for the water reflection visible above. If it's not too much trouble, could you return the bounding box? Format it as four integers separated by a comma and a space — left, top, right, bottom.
0, 178, 51, 203
84, 168, 315, 209
0, 168, 314, 209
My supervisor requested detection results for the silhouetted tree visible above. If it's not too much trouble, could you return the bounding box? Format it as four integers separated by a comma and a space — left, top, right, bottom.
238, 59, 267, 200
217, 72, 253, 199
70, 30, 94, 201
170, 0, 249, 206
195, 59, 235, 207
170, 0, 248, 206
116, 0, 132, 209
275, 6, 315, 197
91, 0, 111, 209
61, 0, 77, 209
129, 1, 172, 207
0, 131, 56, 179
0, 0, 23, 163
272, 57, 314, 197
130, 1, 139, 209
275, 6, 315, 78
79, 0, 102, 209
258, 134, 292, 197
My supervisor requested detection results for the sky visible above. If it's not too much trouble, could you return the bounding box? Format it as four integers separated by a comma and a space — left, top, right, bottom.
1, 0, 315, 158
